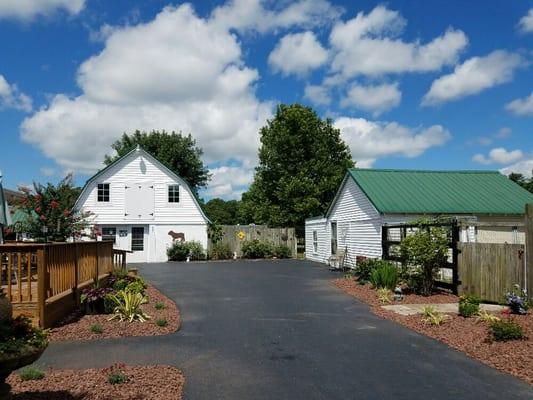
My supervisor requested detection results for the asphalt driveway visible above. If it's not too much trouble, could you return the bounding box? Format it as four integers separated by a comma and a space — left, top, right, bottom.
40, 260, 532, 399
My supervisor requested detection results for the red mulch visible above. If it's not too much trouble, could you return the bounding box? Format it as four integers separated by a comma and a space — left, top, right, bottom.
7, 365, 185, 399
48, 285, 180, 341
334, 277, 533, 385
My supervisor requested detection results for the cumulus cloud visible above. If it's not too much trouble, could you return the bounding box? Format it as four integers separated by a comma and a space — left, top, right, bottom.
422, 50, 524, 106
518, 9, 533, 34
500, 159, 533, 177
329, 5, 467, 79
505, 91, 533, 116
304, 84, 331, 106
21, 4, 274, 174
210, 0, 342, 33
468, 127, 512, 146
472, 147, 524, 165
0, 0, 85, 21
268, 31, 328, 76
0, 74, 32, 112
334, 117, 451, 167
340, 82, 401, 115
203, 165, 255, 199
40, 167, 56, 177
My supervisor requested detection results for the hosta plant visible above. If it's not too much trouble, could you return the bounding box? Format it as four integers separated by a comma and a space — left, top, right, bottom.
108, 290, 150, 322
377, 288, 392, 304
421, 306, 448, 326
476, 310, 500, 324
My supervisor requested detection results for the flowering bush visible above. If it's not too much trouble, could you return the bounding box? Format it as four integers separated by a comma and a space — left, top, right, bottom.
12, 174, 91, 242
505, 284, 530, 315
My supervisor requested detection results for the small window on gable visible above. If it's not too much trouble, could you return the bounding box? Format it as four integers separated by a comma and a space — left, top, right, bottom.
168, 184, 180, 203
97, 183, 110, 202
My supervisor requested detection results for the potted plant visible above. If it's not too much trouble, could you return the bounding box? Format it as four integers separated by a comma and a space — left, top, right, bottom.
80, 285, 114, 315
0, 289, 48, 398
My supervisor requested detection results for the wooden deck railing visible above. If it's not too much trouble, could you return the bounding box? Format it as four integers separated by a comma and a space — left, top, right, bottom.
0, 241, 127, 327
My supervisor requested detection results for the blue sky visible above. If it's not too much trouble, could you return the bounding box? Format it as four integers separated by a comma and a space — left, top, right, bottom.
0, 0, 532, 200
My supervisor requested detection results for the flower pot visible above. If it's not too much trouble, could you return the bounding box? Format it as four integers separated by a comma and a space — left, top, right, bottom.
0, 347, 46, 399
84, 298, 106, 315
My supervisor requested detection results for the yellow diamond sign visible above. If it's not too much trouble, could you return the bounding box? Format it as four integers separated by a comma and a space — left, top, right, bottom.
237, 231, 245, 240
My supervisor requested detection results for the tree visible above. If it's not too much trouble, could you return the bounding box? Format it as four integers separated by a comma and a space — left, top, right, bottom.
240, 104, 354, 228
105, 130, 210, 193
508, 172, 533, 193
13, 174, 90, 242
203, 198, 241, 225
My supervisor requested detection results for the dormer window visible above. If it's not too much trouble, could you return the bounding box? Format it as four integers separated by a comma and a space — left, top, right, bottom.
97, 183, 110, 202
168, 184, 180, 203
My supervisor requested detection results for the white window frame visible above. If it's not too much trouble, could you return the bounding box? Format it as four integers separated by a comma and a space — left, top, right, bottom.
97, 183, 111, 203
167, 184, 180, 204
312, 230, 318, 254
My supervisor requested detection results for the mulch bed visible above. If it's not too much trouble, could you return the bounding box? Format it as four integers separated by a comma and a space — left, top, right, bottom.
7, 365, 185, 399
48, 285, 180, 341
334, 276, 533, 385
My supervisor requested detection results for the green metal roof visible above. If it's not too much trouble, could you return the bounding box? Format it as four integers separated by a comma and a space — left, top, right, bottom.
347, 168, 533, 215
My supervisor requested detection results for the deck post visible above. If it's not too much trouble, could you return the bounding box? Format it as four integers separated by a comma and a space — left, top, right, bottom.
36, 247, 47, 328
73, 242, 79, 305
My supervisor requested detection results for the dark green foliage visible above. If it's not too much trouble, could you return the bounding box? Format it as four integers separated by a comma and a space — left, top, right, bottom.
369, 262, 398, 290
167, 241, 206, 261
508, 172, 533, 193
90, 324, 103, 334
458, 300, 480, 318
272, 244, 291, 259
207, 222, 224, 244
105, 130, 210, 192
490, 320, 525, 341
108, 372, 128, 385
241, 240, 272, 259
240, 104, 354, 227
125, 278, 148, 295
154, 302, 166, 310
0, 315, 48, 358
204, 199, 242, 225
18, 365, 45, 381
210, 242, 233, 260
156, 318, 168, 327
355, 259, 390, 283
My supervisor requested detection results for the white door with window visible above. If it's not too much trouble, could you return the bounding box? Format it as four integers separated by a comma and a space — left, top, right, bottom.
129, 225, 149, 262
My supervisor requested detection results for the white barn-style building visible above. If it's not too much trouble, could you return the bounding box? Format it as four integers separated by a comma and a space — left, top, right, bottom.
306, 168, 533, 267
75, 146, 209, 263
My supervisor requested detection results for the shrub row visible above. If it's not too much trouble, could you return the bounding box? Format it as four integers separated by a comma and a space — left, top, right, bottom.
241, 239, 292, 259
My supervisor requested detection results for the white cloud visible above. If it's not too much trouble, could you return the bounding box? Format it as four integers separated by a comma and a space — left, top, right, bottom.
40, 167, 56, 177
21, 4, 273, 175
202, 165, 254, 199
210, 0, 342, 34
0, 74, 32, 112
500, 159, 533, 177
334, 117, 451, 166
268, 31, 328, 76
505, 91, 533, 116
472, 147, 524, 165
0, 0, 85, 21
518, 9, 533, 34
303, 84, 331, 106
422, 50, 524, 106
468, 127, 512, 146
340, 82, 401, 115
329, 5, 467, 78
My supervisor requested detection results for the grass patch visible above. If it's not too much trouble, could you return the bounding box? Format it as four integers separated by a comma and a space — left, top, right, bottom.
90, 323, 103, 334
156, 318, 168, 327
154, 302, 166, 310
18, 365, 45, 381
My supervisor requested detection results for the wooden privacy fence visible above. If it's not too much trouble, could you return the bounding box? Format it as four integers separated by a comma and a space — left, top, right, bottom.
209, 225, 297, 258
0, 241, 126, 328
458, 243, 525, 303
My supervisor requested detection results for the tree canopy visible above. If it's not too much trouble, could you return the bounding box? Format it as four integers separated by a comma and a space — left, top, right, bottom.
509, 171, 533, 193
105, 130, 210, 193
203, 198, 242, 225
240, 104, 354, 228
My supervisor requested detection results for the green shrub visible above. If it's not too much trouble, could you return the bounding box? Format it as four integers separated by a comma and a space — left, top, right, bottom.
459, 295, 481, 317
241, 240, 272, 259
107, 290, 150, 322
272, 244, 291, 259
490, 320, 525, 341
125, 278, 147, 295
167, 241, 206, 261
18, 366, 45, 381
377, 288, 392, 304
210, 242, 233, 260
156, 318, 168, 327
369, 262, 398, 290
356, 259, 390, 283
90, 323, 103, 334
108, 371, 128, 385
421, 306, 448, 326
154, 302, 166, 310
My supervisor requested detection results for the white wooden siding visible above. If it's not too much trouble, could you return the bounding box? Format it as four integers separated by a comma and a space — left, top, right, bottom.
77, 151, 206, 225
305, 218, 329, 263
328, 177, 380, 222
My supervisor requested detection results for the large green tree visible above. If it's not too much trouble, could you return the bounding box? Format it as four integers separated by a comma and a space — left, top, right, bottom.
203, 198, 241, 225
240, 104, 354, 228
105, 130, 210, 193
509, 171, 533, 193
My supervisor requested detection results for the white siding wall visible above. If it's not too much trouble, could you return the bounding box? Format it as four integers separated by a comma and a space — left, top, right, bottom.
77, 152, 206, 225
305, 218, 329, 263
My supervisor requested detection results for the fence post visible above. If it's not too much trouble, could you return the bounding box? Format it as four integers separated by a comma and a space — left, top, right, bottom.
95, 242, 100, 281
73, 242, 79, 305
526, 204, 533, 301
36, 247, 48, 328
